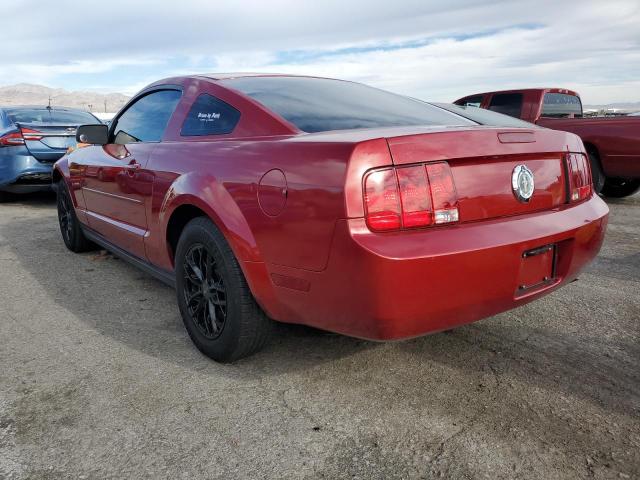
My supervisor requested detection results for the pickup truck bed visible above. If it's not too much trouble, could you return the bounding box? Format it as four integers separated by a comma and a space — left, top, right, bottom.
454, 88, 640, 198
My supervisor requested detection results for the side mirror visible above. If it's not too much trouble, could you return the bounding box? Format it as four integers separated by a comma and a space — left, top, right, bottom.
76, 124, 108, 145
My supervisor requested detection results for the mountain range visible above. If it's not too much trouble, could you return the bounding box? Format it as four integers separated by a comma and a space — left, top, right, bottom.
0, 83, 130, 113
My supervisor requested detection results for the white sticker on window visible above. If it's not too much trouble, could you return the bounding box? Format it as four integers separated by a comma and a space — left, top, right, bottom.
197, 112, 221, 122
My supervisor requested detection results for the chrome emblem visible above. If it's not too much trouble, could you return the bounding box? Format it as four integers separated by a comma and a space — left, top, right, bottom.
512, 165, 534, 202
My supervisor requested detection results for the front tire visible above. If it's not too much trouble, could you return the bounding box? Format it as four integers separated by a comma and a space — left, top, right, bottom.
601, 178, 640, 198
57, 181, 94, 252
175, 217, 272, 362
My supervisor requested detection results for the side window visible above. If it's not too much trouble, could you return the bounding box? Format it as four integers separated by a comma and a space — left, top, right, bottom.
488, 93, 523, 118
112, 89, 181, 144
181, 94, 241, 136
455, 95, 484, 108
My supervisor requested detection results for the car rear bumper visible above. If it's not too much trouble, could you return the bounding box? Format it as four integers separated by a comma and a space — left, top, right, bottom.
254, 194, 609, 340
0, 151, 54, 192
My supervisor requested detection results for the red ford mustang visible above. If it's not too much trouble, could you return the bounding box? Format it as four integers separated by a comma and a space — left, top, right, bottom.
53, 74, 609, 362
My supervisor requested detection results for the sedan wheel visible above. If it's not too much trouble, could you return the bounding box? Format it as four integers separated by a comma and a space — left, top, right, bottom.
56, 181, 94, 252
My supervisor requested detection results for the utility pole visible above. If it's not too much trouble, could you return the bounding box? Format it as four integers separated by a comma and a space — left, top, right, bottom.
104, 99, 107, 113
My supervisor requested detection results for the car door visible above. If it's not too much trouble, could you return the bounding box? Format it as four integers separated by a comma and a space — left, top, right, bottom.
78, 88, 182, 259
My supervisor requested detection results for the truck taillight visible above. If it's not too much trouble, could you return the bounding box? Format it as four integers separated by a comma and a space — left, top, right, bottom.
566, 153, 592, 202
364, 162, 459, 232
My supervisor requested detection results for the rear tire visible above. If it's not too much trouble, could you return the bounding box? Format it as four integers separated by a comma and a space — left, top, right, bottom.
57, 181, 95, 252
586, 149, 605, 194
175, 217, 272, 362
601, 178, 640, 198
0, 191, 8, 203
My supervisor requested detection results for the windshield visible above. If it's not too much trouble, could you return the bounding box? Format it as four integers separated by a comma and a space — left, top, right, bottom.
222, 76, 475, 133
6, 108, 99, 125
431, 103, 537, 128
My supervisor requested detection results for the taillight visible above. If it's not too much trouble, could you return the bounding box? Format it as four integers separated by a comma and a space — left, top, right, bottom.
20, 128, 43, 141
426, 162, 459, 224
566, 153, 592, 202
363, 168, 401, 231
397, 166, 432, 227
0, 128, 42, 147
364, 162, 459, 232
0, 131, 25, 146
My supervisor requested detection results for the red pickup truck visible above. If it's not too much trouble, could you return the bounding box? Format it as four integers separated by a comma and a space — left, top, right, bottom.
454, 88, 640, 197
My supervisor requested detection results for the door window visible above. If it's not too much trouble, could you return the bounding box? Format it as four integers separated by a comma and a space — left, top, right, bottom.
111, 89, 181, 144
488, 93, 524, 118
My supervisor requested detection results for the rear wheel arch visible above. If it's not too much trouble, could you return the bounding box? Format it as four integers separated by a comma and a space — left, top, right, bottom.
583, 142, 605, 193
164, 197, 260, 265
165, 202, 278, 323
166, 204, 211, 263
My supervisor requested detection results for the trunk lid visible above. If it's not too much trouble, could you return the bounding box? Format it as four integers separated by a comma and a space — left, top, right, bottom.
17, 122, 78, 163
386, 127, 582, 222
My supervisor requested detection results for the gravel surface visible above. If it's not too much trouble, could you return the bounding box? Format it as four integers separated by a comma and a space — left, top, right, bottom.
0, 192, 638, 479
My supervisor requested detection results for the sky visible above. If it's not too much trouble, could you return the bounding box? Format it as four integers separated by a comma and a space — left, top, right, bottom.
1, 0, 639, 104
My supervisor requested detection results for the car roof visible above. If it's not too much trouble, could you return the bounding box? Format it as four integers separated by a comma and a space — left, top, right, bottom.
460, 88, 580, 98
199, 72, 320, 81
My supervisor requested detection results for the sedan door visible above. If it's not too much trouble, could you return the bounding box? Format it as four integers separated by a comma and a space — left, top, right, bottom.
74, 89, 182, 259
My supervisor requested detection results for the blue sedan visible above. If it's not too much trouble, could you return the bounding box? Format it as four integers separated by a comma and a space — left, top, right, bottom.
0, 106, 100, 200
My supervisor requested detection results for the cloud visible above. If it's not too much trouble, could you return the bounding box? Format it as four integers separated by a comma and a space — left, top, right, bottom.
0, 0, 638, 103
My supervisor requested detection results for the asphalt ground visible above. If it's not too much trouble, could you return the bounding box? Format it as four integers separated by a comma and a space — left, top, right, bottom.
0, 191, 638, 479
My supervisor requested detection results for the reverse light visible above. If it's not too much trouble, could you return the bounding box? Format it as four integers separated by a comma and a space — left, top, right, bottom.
566, 153, 592, 202
364, 162, 459, 232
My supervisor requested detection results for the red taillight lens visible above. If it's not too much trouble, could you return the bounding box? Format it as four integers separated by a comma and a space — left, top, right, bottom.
0, 131, 25, 146
397, 165, 433, 227
566, 153, 592, 202
364, 168, 401, 231
20, 128, 43, 141
364, 162, 458, 232
426, 162, 459, 224
0, 128, 43, 147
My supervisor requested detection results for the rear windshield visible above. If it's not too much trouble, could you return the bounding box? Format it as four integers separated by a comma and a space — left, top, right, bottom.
542, 93, 583, 118
431, 103, 536, 128
222, 76, 474, 133
5, 108, 99, 124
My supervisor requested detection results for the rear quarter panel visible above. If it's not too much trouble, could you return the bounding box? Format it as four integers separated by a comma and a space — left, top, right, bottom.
145, 139, 354, 273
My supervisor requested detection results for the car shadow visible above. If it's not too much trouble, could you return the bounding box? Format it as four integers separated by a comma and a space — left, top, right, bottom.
0, 190, 56, 209
3, 214, 377, 376
3, 214, 638, 420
